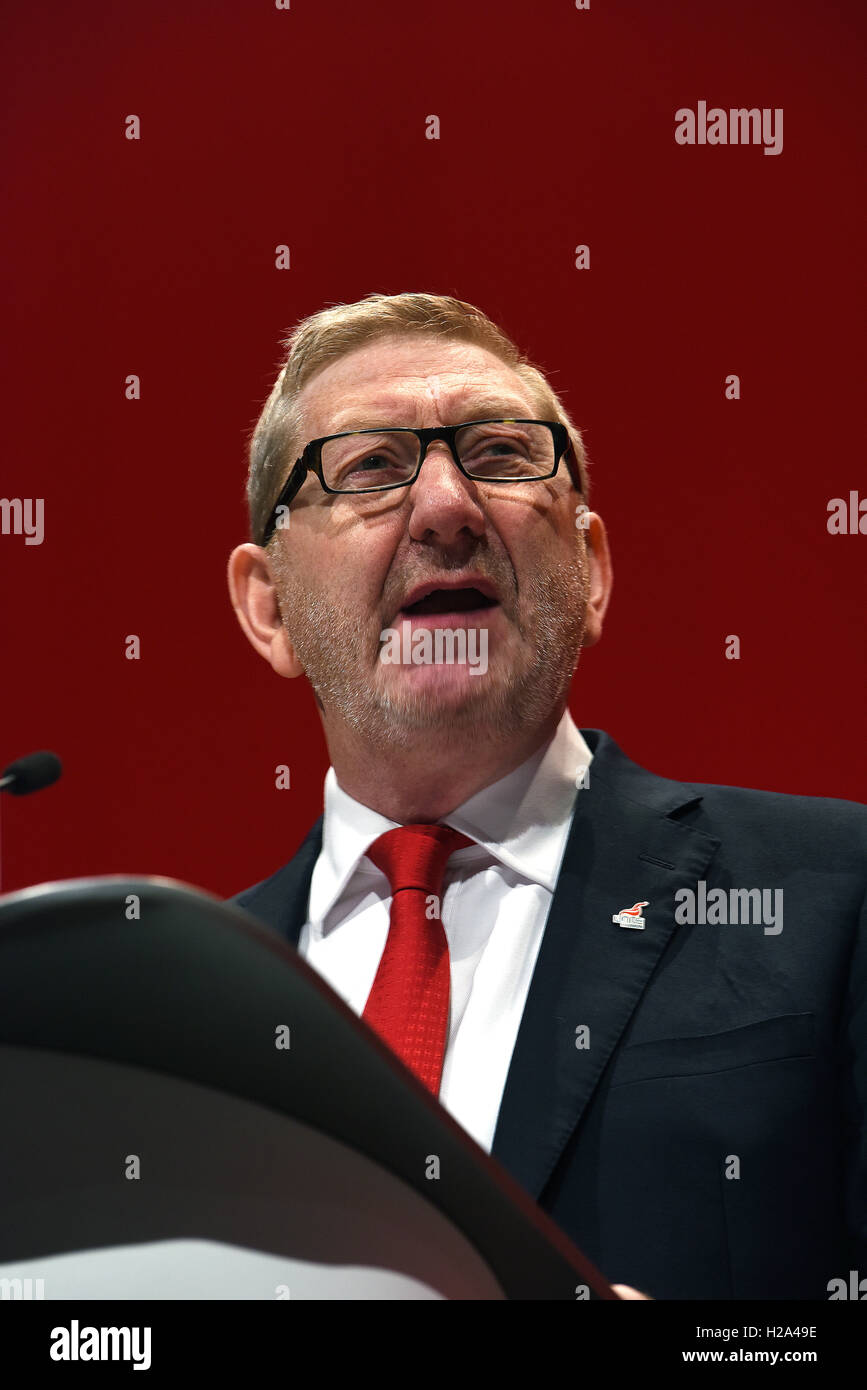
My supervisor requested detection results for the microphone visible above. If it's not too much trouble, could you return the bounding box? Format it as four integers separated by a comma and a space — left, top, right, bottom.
0, 751, 63, 795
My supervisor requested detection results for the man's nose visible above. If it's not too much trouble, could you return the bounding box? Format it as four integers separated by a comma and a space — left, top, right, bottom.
405, 441, 486, 542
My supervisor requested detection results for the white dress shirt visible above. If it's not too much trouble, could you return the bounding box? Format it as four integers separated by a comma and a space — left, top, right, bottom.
298, 709, 593, 1154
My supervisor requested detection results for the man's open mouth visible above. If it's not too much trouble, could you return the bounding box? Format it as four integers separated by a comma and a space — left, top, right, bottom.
400, 587, 499, 617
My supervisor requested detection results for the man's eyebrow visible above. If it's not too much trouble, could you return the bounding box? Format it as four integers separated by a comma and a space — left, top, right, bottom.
327, 397, 535, 434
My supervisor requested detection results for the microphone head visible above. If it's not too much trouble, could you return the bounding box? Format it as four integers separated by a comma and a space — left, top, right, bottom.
1, 750, 63, 795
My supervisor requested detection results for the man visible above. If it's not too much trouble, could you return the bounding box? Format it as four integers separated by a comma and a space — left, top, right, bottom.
227, 291, 865, 1300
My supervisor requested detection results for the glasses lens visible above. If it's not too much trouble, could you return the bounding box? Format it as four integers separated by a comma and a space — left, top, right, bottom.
320, 421, 556, 493
321, 431, 420, 492
456, 421, 555, 479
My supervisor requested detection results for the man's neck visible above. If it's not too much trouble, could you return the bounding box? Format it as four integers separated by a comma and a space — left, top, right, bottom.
322, 704, 566, 823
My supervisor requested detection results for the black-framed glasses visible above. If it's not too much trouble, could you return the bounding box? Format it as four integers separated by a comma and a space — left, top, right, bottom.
261, 418, 579, 544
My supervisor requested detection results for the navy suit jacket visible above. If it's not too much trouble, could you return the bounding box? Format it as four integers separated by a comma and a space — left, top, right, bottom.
231, 729, 866, 1299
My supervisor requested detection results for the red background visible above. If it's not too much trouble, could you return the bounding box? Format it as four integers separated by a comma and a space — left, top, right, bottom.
1, 0, 864, 898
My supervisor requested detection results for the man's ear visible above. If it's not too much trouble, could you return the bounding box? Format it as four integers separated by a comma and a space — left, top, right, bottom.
580, 512, 612, 648
227, 543, 305, 679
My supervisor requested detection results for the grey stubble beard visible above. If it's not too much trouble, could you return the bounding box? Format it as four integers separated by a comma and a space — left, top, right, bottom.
272, 542, 590, 754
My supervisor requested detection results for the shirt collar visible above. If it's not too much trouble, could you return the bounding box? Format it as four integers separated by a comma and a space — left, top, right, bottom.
307, 708, 593, 928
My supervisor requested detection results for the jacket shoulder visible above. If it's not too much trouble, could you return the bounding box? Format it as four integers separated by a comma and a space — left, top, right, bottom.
582, 728, 866, 867
229, 816, 323, 916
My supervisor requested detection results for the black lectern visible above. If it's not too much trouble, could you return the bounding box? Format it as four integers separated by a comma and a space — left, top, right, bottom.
0, 876, 614, 1300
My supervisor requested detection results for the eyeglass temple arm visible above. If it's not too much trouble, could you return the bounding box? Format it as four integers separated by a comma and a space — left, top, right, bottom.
562, 436, 585, 496
263, 456, 308, 542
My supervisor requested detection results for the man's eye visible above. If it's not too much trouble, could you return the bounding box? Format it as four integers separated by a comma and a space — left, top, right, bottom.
467, 439, 529, 461
483, 443, 521, 457
356, 453, 392, 472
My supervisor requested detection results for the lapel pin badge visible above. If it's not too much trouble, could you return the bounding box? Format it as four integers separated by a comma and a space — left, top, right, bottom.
612, 901, 649, 930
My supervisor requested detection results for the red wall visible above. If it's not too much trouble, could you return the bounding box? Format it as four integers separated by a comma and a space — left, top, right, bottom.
1, 0, 863, 898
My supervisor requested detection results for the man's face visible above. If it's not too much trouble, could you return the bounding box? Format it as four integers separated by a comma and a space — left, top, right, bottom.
266, 334, 598, 748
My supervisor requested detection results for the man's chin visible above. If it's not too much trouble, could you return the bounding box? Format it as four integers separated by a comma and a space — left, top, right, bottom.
379, 662, 493, 701
367, 660, 539, 738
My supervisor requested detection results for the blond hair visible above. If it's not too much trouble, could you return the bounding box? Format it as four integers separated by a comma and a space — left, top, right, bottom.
246, 291, 590, 545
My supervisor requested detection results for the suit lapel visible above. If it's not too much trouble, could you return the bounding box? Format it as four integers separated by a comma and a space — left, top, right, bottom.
490, 730, 721, 1200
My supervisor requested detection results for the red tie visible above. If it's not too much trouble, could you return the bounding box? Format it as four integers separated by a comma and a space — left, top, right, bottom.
362, 824, 474, 1095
